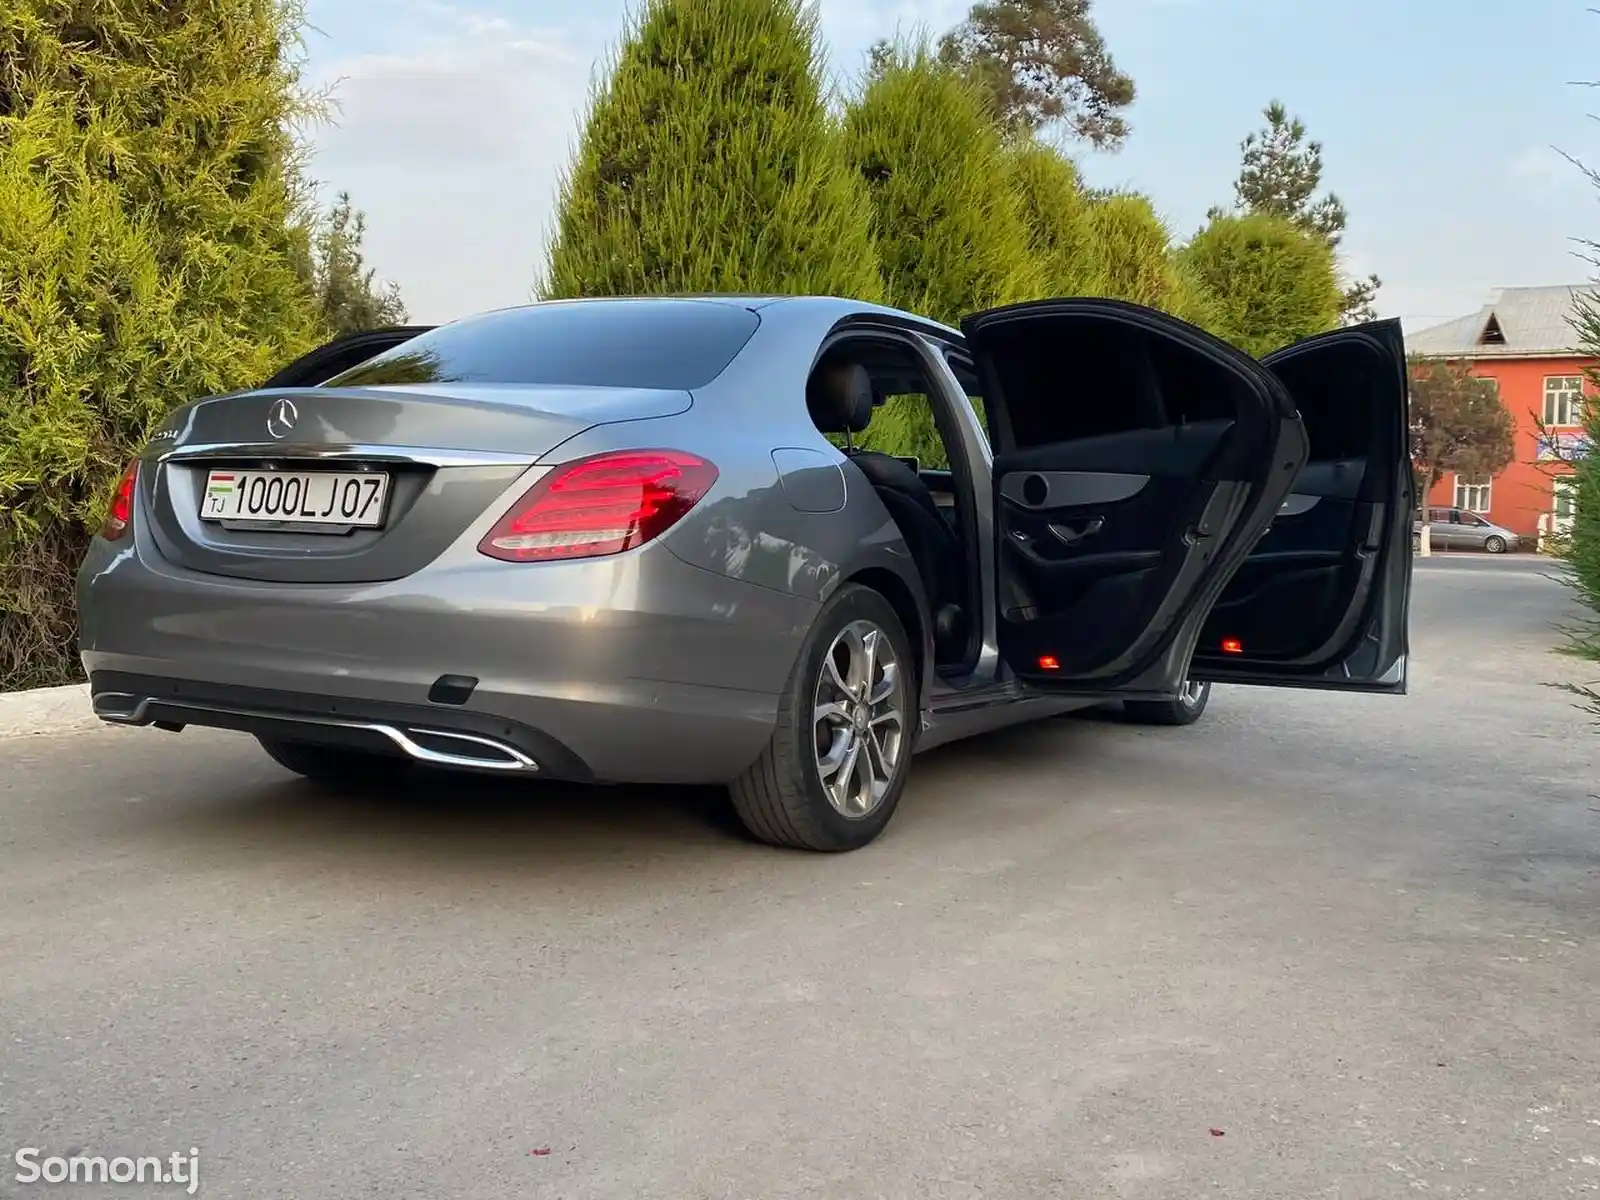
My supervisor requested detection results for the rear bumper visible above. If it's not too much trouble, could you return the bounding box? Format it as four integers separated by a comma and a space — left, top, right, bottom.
90, 671, 595, 780
77, 524, 817, 784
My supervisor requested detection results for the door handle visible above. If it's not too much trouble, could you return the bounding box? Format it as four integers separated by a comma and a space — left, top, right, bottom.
1047, 517, 1104, 547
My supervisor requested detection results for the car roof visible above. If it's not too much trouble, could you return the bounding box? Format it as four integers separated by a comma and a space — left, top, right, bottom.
453, 294, 963, 339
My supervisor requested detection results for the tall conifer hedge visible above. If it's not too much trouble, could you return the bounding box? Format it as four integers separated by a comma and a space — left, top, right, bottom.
541, 0, 882, 302
1, 0, 322, 689
840, 44, 1040, 464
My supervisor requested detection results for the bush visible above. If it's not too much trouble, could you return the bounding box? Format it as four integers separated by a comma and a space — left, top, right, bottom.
1008, 170, 1226, 332
540, 0, 881, 302
1177, 211, 1342, 357
1080, 191, 1178, 310
0, 0, 322, 690
1163, 251, 1225, 333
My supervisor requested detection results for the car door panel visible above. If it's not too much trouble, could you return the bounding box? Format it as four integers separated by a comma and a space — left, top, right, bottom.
1191, 320, 1412, 692
962, 299, 1306, 699
997, 470, 1149, 508
1200, 456, 1368, 651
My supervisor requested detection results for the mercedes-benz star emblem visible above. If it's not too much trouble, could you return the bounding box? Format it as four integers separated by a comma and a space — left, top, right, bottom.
266, 397, 299, 440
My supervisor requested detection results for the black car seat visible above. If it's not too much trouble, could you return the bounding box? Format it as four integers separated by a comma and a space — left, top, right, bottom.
805, 359, 969, 662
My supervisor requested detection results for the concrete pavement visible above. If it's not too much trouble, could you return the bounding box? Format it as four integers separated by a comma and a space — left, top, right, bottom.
2, 560, 1597, 1199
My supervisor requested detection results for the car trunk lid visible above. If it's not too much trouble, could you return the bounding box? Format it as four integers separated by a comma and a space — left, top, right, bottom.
141, 383, 692, 584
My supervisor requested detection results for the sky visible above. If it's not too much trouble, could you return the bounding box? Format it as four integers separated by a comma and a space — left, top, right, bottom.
298, 0, 1600, 336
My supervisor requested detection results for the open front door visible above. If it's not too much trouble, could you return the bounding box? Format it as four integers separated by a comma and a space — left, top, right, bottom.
962, 300, 1308, 700
1189, 319, 1413, 693
258, 326, 435, 389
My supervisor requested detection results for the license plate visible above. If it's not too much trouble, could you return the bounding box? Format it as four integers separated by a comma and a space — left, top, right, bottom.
200, 469, 391, 528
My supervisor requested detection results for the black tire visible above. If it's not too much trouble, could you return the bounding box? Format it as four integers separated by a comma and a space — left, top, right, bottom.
730, 583, 917, 852
1123, 679, 1212, 727
257, 737, 416, 787
1484, 534, 1507, 554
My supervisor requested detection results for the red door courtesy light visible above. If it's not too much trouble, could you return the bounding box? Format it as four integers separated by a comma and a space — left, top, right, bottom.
478, 449, 718, 563
100, 460, 139, 541
1037, 654, 1061, 670
1220, 637, 1244, 654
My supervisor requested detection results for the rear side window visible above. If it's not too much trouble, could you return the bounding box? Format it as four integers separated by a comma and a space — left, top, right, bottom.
323, 300, 761, 391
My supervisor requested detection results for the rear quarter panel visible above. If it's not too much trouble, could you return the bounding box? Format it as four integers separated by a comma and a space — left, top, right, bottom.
540, 305, 935, 690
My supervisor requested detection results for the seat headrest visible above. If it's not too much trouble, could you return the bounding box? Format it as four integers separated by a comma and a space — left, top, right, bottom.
806, 359, 874, 435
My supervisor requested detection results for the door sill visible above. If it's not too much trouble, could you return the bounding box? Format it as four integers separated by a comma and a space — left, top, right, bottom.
928, 678, 1021, 713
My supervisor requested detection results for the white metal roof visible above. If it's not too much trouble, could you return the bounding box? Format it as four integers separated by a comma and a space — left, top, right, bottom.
1408, 284, 1596, 358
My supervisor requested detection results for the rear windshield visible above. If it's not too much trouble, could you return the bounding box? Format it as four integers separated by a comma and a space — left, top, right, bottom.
322, 300, 761, 391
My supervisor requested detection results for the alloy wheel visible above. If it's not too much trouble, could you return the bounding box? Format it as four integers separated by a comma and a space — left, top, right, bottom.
812, 619, 907, 818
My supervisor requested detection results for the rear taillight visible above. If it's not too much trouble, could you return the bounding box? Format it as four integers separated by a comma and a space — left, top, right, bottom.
477, 449, 718, 563
100, 460, 139, 541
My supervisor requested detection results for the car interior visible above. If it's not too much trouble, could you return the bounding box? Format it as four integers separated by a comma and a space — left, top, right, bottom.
980, 314, 1269, 680
804, 338, 978, 674
1194, 332, 1397, 669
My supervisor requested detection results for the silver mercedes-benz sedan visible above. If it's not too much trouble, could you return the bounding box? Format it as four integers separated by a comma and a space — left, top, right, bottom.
78, 295, 1415, 851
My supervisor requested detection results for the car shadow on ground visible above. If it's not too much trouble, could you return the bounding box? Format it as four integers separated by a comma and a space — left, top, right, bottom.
118, 707, 1125, 875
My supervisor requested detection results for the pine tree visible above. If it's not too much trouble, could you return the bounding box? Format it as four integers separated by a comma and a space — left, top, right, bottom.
1177, 212, 1342, 357
308, 192, 408, 335
934, 0, 1134, 147
540, 0, 881, 302
1214, 101, 1380, 323
0, 0, 322, 689
1223, 102, 1345, 240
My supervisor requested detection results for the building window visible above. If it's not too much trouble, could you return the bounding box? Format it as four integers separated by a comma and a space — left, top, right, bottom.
1553, 478, 1578, 532
1454, 475, 1492, 513
1543, 376, 1586, 427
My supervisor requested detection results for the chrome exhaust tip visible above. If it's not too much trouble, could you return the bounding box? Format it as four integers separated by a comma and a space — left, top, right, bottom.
379, 726, 539, 773
91, 692, 145, 722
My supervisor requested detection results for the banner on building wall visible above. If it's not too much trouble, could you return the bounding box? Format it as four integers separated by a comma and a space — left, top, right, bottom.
1535, 432, 1593, 461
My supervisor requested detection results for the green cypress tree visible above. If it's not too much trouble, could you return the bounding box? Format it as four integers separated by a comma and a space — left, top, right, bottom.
0, 0, 322, 689
842, 43, 1041, 325
540, 0, 881, 301
840, 44, 1041, 466
1177, 211, 1342, 357
1004, 140, 1094, 296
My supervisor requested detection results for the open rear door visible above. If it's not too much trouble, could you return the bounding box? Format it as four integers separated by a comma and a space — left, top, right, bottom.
961, 299, 1308, 700
1189, 320, 1413, 693
258, 326, 435, 389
